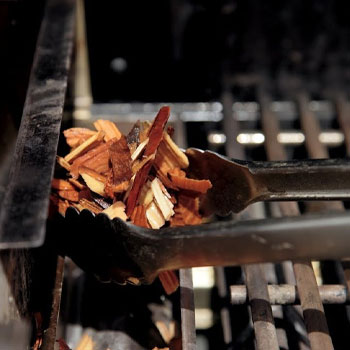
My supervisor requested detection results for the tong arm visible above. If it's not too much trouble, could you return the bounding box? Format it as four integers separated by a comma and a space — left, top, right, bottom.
186, 149, 350, 215
121, 212, 350, 283
53, 209, 350, 285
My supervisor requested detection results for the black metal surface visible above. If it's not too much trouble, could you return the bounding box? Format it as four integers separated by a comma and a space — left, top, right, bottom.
54, 208, 350, 286
187, 148, 350, 215
0, 0, 76, 248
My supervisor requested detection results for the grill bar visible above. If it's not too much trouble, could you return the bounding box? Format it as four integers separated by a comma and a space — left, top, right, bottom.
300, 91, 350, 329
298, 93, 331, 160
335, 93, 350, 154
335, 95, 350, 299
176, 113, 197, 350
41, 256, 65, 350
260, 91, 334, 350
231, 285, 349, 305
224, 93, 280, 350
180, 269, 196, 350
243, 264, 280, 350
299, 93, 349, 258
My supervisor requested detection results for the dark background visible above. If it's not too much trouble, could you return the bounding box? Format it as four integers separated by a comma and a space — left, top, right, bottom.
85, 0, 350, 102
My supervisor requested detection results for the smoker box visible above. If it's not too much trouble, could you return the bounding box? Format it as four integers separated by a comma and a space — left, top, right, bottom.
1, 1, 350, 350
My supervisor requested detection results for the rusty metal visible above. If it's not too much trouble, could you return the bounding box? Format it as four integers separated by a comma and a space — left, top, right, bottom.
41, 256, 65, 350
260, 91, 334, 350
0, 0, 76, 249
231, 284, 349, 305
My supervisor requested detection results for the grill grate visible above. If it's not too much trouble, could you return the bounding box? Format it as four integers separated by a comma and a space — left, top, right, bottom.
221, 90, 350, 350
67, 94, 350, 350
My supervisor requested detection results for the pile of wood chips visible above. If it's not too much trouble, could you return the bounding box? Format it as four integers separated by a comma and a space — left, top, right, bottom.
50, 106, 212, 294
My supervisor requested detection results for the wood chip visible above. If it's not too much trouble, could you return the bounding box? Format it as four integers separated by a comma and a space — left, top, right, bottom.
52, 178, 76, 191
75, 334, 95, 350
158, 271, 179, 295
169, 174, 212, 194
78, 188, 93, 201
155, 320, 176, 345
138, 180, 154, 207
63, 127, 97, 149
107, 136, 133, 193
145, 106, 170, 156
102, 201, 127, 221
151, 178, 174, 221
56, 338, 72, 350
49, 195, 69, 217
146, 201, 165, 229
123, 174, 135, 202
64, 130, 105, 163
70, 139, 114, 178
68, 178, 86, 190
131, 138, 149, 161
139, 121, 151, 142
79, 168, 106, 196
53, 108, 212, 297
126, 120, 141, 154
155, 169, 178, 190
132, 154, 154, 174
168, 168, 186, 177
57, 156, 71, 171
170, 194, 202, 226
105, 170, 130, 198
131, 205, 149, 227
94, 119, 122, 141
57, 190, 79, 202
126, 107, 170, 216
154, 132, 188, 178
77, 148, 110, 176
79, 166, 107, 183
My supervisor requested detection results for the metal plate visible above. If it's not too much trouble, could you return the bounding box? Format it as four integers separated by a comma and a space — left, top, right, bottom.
0, 0, 75, 248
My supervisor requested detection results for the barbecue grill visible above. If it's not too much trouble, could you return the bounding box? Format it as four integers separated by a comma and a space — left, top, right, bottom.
1, 1, 350, 349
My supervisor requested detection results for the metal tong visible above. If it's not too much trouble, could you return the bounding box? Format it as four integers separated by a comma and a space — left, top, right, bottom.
57, 208, 350, 286
186, 148, 350, 215
54, 149, 350, 285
